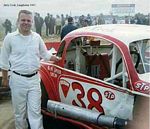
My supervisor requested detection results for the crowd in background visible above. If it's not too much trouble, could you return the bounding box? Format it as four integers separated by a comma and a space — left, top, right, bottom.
2, 12, 150, 37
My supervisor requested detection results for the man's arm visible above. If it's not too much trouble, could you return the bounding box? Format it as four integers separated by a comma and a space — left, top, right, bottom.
1, 34, 11, 87
2, 69, 9, 87
39, 36, 61, 62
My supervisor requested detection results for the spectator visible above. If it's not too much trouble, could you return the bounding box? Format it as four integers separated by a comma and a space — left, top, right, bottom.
86, 14, 92, 26
74, 16, 80, 28
55, 15, 61, 35
49, 15, 55, 35
98, 14, 105, 25
44, 13, 51, 36
130, 17, 135, 24
60, 16, 77, 40
83, 19, 89, 27
79, 15, 85, 27
125, 16, 129, 24
2, 19, 12, 35
34, 13, 44, 36
61, 14, 65, 27
112, 17, 117, 24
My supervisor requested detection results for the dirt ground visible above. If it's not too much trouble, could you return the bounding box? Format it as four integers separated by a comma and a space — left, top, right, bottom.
0, 96, 149, 129
0, 98, 15, 129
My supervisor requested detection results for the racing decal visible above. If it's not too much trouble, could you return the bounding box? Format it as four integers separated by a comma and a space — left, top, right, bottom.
134, 81, 150, 94
48, 66, 61, 78
87, 88, 104, 112
72, 82, 86, 108
59, 77, 134, 120
60, 79, 70, 97
104, 91, 115, 100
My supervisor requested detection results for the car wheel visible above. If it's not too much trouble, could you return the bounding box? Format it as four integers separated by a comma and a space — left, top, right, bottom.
41, 81, 48, 109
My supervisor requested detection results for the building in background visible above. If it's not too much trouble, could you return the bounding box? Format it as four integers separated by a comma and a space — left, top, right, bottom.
111, 4, 135, 23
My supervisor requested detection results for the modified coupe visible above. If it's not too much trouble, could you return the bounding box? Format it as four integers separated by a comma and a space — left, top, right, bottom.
40, 24, 150, 129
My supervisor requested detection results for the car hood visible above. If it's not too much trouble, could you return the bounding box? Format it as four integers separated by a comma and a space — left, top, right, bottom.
138, 72, 150, 83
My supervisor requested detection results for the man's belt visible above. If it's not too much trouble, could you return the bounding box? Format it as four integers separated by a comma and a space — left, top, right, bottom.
13, 71, 38, 78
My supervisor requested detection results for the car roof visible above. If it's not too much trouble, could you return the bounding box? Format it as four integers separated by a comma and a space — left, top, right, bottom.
67, 24, 150, 46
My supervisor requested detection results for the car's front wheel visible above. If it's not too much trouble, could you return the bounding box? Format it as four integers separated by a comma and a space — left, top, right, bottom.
41, 81, 48, 109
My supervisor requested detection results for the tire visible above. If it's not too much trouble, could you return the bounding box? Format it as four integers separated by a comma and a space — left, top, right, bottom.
41, 81, 49, 109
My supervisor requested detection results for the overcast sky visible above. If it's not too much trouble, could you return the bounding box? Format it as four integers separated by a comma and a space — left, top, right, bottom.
0, 0, 149, 18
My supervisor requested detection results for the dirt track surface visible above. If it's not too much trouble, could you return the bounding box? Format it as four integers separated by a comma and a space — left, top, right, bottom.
0, 99, 15, 129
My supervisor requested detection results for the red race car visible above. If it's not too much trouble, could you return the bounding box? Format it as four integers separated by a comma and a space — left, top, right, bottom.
40, 24, 150, 129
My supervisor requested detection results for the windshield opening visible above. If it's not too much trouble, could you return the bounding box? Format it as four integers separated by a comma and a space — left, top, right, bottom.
129, 39, 150, 74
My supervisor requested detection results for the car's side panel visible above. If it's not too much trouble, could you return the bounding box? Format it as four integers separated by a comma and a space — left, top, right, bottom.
41, 62, 134, 120
58, 74, 134, 120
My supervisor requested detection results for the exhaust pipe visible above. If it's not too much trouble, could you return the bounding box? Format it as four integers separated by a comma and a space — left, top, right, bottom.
47, 100, 127, 128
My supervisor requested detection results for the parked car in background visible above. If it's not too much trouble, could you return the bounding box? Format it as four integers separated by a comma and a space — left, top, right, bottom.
40, 24, 150, 129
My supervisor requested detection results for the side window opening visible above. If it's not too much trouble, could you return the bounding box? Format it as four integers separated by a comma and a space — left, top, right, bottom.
65, 36, 130, 88
129, 39, 150, 74
64, 38, 82, 71
56, 41, 66, 57
65, 36, 112, 78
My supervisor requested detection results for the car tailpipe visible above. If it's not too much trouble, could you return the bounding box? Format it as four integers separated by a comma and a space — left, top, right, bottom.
47, 100, 127, 128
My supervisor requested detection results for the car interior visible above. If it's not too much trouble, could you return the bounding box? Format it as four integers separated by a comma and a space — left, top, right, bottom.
56, 36, 130, 88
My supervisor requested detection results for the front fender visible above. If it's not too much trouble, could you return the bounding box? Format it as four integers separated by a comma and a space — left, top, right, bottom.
40, 67, 59, 100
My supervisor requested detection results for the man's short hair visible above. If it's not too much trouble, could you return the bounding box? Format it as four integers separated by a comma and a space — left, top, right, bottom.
68, 16, 73, 23
18, 10, 32, 20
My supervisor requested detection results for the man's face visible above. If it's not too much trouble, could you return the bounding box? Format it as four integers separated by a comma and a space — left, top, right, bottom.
18, 13, 33, 34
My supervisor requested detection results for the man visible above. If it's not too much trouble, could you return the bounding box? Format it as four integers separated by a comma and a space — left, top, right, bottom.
34, 13, 44, 36
1, 10, 60, 129
49, 14, 55, 35
60, 16, 77, 40
2, 19, 12, 35
61, 14, 65, 27
55, 15, 61, 35
44, 13, 50, 36
83, 19, 89, 27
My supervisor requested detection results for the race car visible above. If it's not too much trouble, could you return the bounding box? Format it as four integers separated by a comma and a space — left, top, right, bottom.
40, 24, 150, 129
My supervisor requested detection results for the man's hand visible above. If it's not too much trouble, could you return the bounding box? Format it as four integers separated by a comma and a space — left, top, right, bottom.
1, 69, 9, 87
50, 55, 61, 62
2, 78, 9, 87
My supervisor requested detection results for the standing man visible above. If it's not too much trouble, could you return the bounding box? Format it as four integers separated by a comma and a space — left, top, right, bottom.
49, 15, 55, 35
2, 19, 12, 35
61, 14, 65, 27
44, 13, 50, 36
1, 10, 60, 129
60, 16, 77, 40
55, 15, 61, 35
34, 13, 44, 36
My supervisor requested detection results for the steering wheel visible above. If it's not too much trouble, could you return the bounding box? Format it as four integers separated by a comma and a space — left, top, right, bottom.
116, 51, 140, 73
